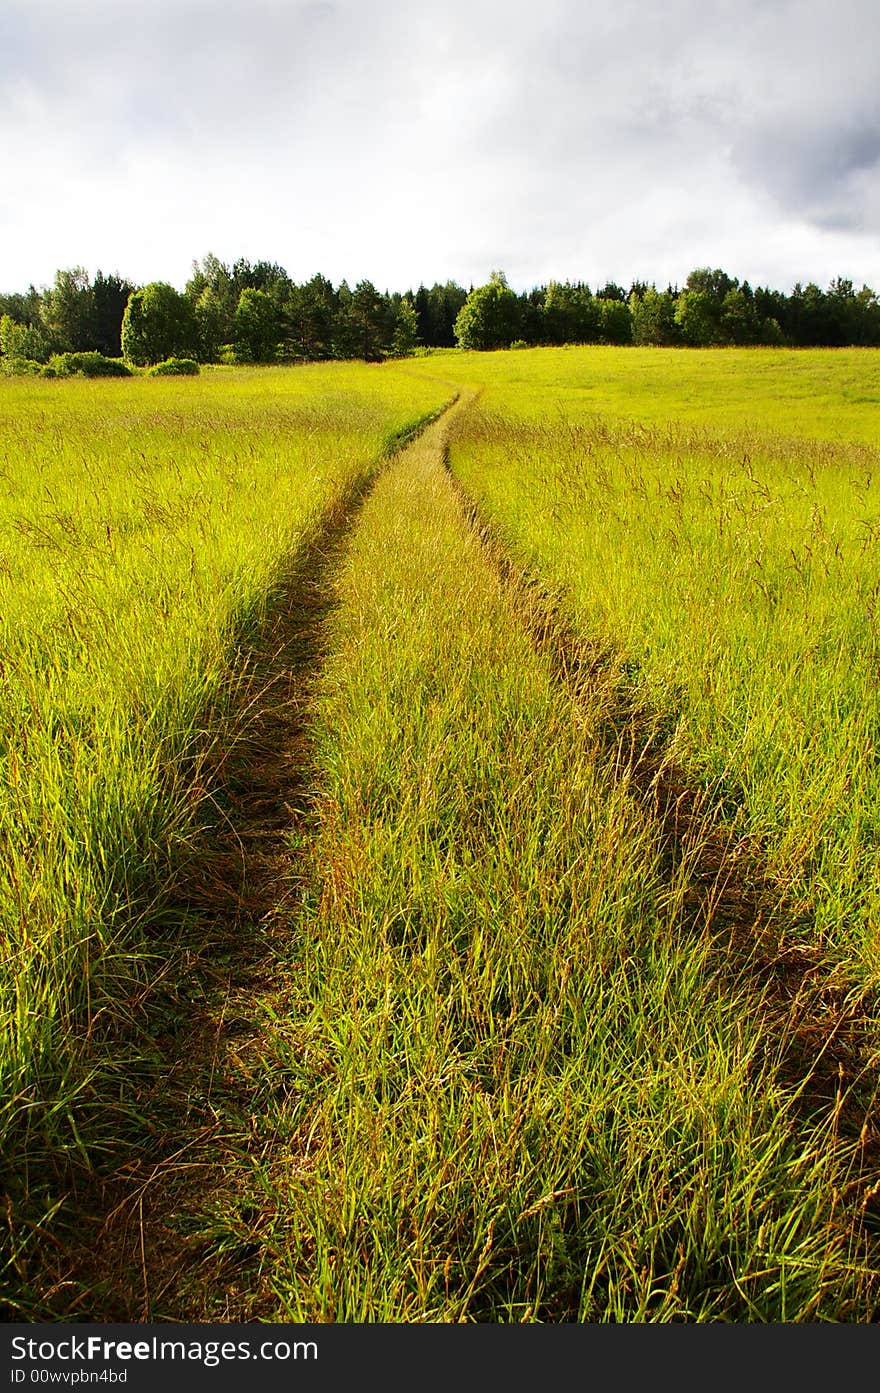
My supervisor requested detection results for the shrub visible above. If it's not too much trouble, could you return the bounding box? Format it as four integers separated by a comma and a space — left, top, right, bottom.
0, 357, 43, 376
147, 357, 200, 376
0, 315, 50, 363
50, 352, 132, 378
510, 339, 530, 350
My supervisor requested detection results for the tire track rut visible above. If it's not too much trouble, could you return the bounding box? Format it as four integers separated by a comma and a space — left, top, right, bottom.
440, 409, 880, 1249
35, 403, 456, 1321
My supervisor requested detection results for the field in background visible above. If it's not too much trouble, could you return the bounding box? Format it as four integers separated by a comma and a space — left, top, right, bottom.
4, 347, 880, 1320
415, 344, 880, 443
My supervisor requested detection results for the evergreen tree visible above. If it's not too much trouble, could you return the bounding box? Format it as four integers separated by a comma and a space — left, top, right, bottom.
287, 274, 337, 360
348, 280, 388, 361
331, 281, 360, 359
597, 282, 626, 302
91, 272, 135, 357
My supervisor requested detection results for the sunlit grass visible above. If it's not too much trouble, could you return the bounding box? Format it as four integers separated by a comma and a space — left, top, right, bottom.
411, 344, 880, 444
0, 364, 450, 1244
6, 348, 880, 1321
227, 407, 875, 1322
404, 349, 880, 981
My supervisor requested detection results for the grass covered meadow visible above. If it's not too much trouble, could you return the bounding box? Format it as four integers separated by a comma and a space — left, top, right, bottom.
2, 346, 880, 1321
0, 363, 450, 1289
410, 347, 880, 980
233, 400, 875, 1320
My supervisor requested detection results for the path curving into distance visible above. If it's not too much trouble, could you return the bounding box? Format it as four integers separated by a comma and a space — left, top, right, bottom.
41, 388, 880, 1321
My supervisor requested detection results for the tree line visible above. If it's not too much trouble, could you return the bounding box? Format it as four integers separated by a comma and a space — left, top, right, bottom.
455, 269, 880, 350
2, 257, 879, 371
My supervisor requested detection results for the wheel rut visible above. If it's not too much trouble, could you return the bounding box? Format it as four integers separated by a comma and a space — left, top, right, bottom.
35, 403, 457, 1322
30, 387, 880, 1318
439, 409, 880, 1248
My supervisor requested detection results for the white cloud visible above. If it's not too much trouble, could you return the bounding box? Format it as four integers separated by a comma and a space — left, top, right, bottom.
1, 0, 879, 293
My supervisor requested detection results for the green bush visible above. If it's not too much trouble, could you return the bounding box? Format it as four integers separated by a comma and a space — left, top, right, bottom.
0, 357, 43, 376
50, 352, 132, 378
147, 357, 200, 376
0, 315, 50, 363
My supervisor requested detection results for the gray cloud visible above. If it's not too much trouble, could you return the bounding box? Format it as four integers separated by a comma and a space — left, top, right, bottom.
1, 0, 879, 292
733, 116, 880, 231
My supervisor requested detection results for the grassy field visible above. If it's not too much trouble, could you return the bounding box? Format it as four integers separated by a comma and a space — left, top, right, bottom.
405, 348, 880, 982
414, 344, 880, 443
0, 363, 450, 1299
3, 347, 880, 1321
220, 402, 875, 1320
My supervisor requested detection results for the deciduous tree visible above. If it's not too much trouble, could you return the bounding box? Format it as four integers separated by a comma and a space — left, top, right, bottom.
0, 313, 50, 363
454, 271, 521, 350
121, 282, 198, 365
233, 288, 282, 362
629, 286, 677, 345
391, 297, 420, 357
40, 267, 94, 353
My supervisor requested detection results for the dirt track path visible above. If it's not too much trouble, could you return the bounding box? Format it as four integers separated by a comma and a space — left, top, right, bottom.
37, 400, 462, 1321
444, 435, 880, 1231
34, 386, 879, 1319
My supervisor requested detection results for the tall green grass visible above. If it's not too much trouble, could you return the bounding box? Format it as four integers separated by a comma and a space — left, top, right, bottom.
406, 349, 880, 981
0, 365, 449, 1273
229, 407, 876, 1321
7, 349, 879, 1321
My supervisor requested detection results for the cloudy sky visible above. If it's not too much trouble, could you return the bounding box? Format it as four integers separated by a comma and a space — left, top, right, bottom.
2, 0, 879, 295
